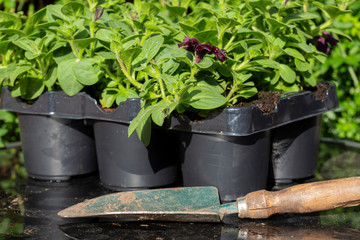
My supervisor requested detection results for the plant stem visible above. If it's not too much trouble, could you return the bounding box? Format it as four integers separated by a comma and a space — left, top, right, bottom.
31, 67, 43, 76
304, 0, 309, 12
234, 60, 249, 71
69, 40, 81, 58
226, 83, 237, 101
36, 59, 46, 78
190, 65, 198, 80
223, 34, 236, 51
103, 65, 120, 82
89, 21, 96, 57
116, 53, 143, 89
154, 68, 170, 103
1, 54, 7, 66
139, 33, 150, 46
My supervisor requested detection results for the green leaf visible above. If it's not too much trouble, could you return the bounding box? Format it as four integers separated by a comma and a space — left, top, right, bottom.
295, 59, 310, 72
13, 39, 38, 53
303, 72, 316, 87
44, 67, 57, 88
10, 65, 32, 85
254, 59, 279, 69
314, 54, 327, 64
179, 23, 198, 38
0, 41, 11, 55
73, 38, 97, 52
235, 73, 253, 84
195, 57, 213, 69
270, 70, 280, 85
110, 41, 124, 54
61, 2, 85, 17
266, 18, 292, 30
165, 4, 187, 17
182, 86, 227, 110
193, 30, 218, 46
141, 2, 159, 16
162, 73, 178, 95
129, 104, 154, 137
291, 42, 316, 53
108, 20, 133, 36
284, 12, 318, 23
101, 89, 118, 108
279, 64, 296, 84
233, 87, 258, 99
72, 59, 99, 86
120, 48, 141, 74
0, 63, 16, 79
0, 28, 25, 37
47, 4, 69, 21
273, 38, 286, 48
133, 35, 164, 66
284, 48, 306, 61
136, 115, 152, 147
23, 8, 46, 34
0, 12, 22, 29
128, 104, 158, 146
151, 101, 175, 126
58, 58, 84, 96
313, 2, 351, 19
95, 29, 115, 42
96, 51, 116, 60
325, 28, 352, 41
12, 77, 45, 100
217, 18, 240, 30
144, 23, 163, 34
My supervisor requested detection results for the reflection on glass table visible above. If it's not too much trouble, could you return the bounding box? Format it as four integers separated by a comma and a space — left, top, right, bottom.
0, 141, 360, 239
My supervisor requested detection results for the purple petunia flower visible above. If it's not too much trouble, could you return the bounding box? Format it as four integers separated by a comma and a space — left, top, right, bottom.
212, 47, 228, 62
178, 37, 200, 53
316, 37, 330, 54
323, 31, 339, 46
178, 37, 228, 63
195, 44, 213, 63
94, 7, 105, 22
315, 31, 339, 55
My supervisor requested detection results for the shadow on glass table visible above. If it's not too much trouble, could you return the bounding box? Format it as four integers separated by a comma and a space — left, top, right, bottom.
0, 141, 360, 239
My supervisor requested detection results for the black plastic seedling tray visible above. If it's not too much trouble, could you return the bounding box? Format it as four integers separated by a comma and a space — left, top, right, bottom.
0, 84, 338, 136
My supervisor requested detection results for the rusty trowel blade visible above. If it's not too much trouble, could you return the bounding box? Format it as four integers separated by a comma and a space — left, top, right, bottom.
58, 187, 225, 222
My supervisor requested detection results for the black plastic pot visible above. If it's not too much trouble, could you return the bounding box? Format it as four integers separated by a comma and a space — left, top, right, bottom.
269, 116, 322, 185
18, 114, 97, 180
93, 121, 180, 190
180, 131, 271, 202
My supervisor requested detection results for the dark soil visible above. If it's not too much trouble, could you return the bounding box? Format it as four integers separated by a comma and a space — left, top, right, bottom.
234, 82, 330, 114
311, 82, 329, 101
236, 91, 280, 114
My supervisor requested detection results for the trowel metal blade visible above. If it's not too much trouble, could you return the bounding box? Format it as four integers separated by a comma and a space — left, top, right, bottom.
58, 187, 223, 222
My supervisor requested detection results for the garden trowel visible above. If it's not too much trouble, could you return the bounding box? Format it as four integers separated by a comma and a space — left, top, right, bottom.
58, 177, 360, 223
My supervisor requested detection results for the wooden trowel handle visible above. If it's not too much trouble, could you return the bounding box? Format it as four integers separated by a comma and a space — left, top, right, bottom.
237, 177, 360, 219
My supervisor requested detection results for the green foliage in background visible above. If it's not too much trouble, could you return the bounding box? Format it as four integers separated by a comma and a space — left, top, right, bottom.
0, 111, 19, 148
315, 1, 360, 141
